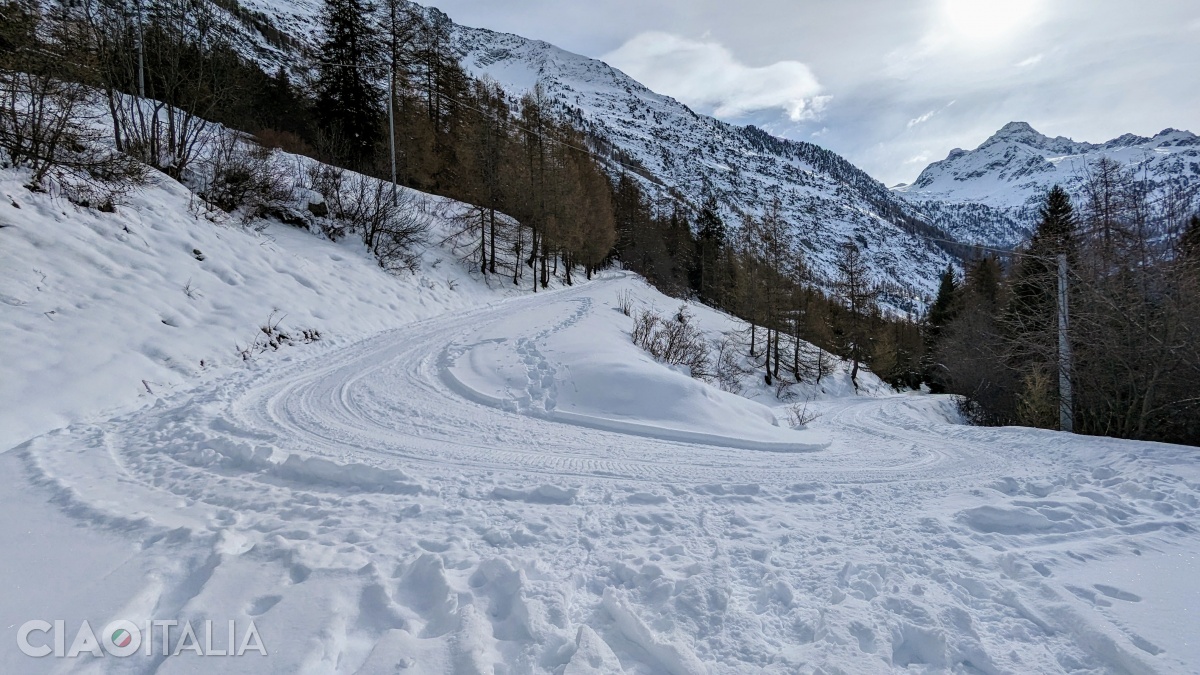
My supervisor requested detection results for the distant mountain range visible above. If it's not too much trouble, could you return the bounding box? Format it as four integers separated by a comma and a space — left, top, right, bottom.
445, 17, 972, 300
204, 0, 1198, 282
895, 122, 1200, 246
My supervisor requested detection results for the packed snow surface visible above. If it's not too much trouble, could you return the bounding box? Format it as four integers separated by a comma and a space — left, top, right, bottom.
3, 169, 1200, 674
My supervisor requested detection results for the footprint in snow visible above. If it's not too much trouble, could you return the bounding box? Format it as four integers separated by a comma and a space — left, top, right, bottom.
1094, 584, 1142, 602
247, 595, 283, 616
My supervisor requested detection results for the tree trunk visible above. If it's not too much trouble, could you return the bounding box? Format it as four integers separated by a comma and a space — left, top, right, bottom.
480, 207, 487, 274
764, 329, 773, 386
513, 224, 522, 285
792, 328, 801, 381
774, 327, 781, 380
489, 208, 496, 274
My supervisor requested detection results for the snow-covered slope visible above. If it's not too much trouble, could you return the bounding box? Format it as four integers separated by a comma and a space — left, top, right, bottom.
6, 247, 1200, 673
184, 0, 957, 299
0, 161, 524, 452
896, 122, 1200, 246
449, 21, 954, 297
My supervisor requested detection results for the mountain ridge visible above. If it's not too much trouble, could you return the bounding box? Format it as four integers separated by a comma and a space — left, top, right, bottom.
896, 121, 1200, 246
446, 12, 956, 297
190, 0, 960, 299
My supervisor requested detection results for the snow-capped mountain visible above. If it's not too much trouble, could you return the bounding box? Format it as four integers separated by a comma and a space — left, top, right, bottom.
447, 20, 955, 296
896, 122, 1200, 246
194, 0, 958, 300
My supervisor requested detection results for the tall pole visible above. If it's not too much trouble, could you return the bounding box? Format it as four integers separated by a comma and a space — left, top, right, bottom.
135, 0, 145, 98
387, 1, 398, 205
1057, 253, 1074, 433
388, 70, 397, 204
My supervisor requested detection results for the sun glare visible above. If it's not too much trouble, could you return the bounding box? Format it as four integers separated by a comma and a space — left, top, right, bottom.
943, 0, 1040, 44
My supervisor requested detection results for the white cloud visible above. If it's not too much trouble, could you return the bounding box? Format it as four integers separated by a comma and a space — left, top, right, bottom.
908, 110, 937, 128
904, 153, 932, 165
603, 32, 825, 121
1016, 53, 1044, 67
906, 100, 955, 129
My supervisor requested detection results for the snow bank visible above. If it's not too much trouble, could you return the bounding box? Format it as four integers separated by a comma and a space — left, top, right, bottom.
441, 276, 831, 451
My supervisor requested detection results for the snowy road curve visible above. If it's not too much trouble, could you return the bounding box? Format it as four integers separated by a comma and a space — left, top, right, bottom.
11, 276, 1200, 674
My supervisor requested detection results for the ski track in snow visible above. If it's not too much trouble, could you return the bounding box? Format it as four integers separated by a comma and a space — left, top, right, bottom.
11, 276, 1200, 674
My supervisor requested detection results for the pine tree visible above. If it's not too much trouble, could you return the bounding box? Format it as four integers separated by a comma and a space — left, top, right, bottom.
922, 265, 959, 392
694, 193, 727, 305
1004, 186, 1077, 428
927, 266, 960, 331
936, 254, 1019, 425
1181, 214, 1200, 260
1008, 187, 1075, 341
255, 67, 311, 138
314, 0, 383, 168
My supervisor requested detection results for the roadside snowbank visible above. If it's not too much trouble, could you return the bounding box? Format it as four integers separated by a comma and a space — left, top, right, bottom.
442, 277, 831, 450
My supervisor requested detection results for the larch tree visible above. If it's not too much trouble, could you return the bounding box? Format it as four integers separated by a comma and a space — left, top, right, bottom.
832, 240, 877, 390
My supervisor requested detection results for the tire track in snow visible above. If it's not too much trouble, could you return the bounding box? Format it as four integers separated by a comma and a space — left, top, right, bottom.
17, 275, 1200, 674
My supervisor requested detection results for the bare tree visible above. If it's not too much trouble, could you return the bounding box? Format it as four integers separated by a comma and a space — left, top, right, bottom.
0, 2, 144, 201
832, 240, 878, 390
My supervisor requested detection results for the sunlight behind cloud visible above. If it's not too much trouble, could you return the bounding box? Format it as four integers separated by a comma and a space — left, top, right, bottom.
943, 0, 1041, 45
603, 32, 825, 121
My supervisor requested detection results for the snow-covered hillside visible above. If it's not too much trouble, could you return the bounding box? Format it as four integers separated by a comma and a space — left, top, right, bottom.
180, 0, 958, 298
0, 161, 526, 452
4, 180, 1200, 671
448, 22, 955, 296
896, 122, 1200, 246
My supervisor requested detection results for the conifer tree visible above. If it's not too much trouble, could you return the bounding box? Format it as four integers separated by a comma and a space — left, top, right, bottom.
1004, 186, 1077, 428
1007, 187, 1075, 341
927, 266, 960, 332
1181, 214, 1200, 260
315, 0, 382, 168
694, 193, 727, 305
922, 265, 959, 392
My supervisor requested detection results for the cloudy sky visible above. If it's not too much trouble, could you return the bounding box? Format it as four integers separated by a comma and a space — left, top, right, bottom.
424, 0, 1200, 186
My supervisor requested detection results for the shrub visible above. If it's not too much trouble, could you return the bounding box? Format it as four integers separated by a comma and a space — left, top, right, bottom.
302, 163, 428, 272
616, 289, 634, 316
201, 134, 293, 220
631, 305, 712, 379
0, 6, 145, 205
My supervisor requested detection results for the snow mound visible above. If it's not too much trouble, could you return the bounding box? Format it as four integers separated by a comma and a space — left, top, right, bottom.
441, 277, 830, 452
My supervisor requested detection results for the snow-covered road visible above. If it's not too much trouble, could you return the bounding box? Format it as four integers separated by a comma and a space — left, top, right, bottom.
6, 275, 1200, 674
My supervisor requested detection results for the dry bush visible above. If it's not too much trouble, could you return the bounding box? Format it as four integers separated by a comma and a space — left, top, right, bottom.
0, 10, 145, 206
788, 396, 821, 428
302, 162, 347, 239
342, 177, 429, 274
302, 163, 428, 272
631, 310, 659, 348
715, 334, 751, 393
201, 134, 293, 222
631, 305, 712, 379
236, 311, 320, 361
616, 289, 635, 316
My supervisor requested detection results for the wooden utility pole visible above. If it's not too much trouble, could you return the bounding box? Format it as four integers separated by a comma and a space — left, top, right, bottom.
1057, 253, 1074, 433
